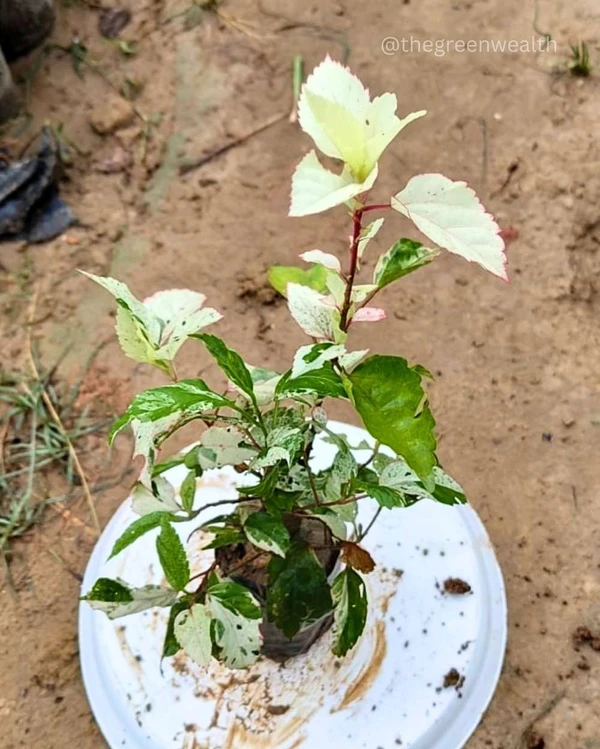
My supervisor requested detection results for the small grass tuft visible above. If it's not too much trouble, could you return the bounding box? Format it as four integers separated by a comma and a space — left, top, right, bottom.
568, 42, 592, 77
0, 355, 108, 572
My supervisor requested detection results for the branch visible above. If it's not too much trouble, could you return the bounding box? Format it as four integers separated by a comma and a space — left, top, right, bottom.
26, 290, 100, 534
358, 506, 382, 542
361, 203, 391, 213
339, 209, 364, 331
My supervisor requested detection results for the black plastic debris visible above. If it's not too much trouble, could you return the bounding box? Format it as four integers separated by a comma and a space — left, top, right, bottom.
0, 0, 55, 62
0, 128, 75, 243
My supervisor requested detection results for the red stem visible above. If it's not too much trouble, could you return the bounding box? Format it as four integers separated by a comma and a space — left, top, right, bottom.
361, 203, 391, 213
339, 209, 364, 331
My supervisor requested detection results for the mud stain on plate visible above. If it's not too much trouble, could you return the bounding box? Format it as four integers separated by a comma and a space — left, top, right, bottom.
334, 619, 387, 712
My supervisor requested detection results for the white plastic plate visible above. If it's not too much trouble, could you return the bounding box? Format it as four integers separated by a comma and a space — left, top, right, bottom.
79, 421, 507, 749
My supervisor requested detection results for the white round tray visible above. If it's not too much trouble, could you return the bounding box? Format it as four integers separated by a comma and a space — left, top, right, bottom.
79, 421, 507, 749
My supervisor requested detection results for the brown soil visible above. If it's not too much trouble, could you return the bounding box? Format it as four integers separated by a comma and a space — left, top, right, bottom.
572, 625, 600, 652
443, 577, 473, 595
525, 730, 546, 749
1, 0, 600, 747
443, 667, 463, 689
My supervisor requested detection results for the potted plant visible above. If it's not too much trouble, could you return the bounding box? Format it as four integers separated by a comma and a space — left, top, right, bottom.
82, 56, 506, 670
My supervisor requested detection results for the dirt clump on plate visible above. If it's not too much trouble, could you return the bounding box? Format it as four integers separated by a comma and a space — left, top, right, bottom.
443, 577, 472, 595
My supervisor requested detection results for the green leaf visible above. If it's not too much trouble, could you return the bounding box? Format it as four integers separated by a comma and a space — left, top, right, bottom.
180, 470, 197, 512
174, 604, 212, 666
268, 265, 328, 297
243, 512, 290, 557
360, 483, 407, 508
108, 411, 131, 445
262, 489, 299, 517
83, 577, 133, 603
266, 542, 333, 638
373, 238, 439, 289
331, 569, 368, 657
152, 455, 186, 476
156, 520, 190, 591
162, 601, 189, 658
276, 364, 347, 400
85, 583, 177, 619
203, 526, 247, 550
237, 466, 281, 499
109, 511, 171, 558
127, 379, 232, 422
430, 467, 467, 505
206, 581, 262, 668
349, 355, 437, 482
194, 334, 257, 407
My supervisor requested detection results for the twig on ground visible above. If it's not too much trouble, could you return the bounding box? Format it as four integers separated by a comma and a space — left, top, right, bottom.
178, 111, 287, 175
25, 290, 100, 533
515, 691, 566, 749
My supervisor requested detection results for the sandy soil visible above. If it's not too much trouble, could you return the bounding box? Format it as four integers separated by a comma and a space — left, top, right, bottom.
1, 0, 599, 747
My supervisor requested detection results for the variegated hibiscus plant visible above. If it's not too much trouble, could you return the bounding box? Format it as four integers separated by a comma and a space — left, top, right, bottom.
83, 56, 506, 669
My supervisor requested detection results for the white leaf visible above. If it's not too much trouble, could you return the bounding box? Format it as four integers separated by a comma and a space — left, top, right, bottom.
206, 587, 262, 669
88, 585, 178, 620
81, 273, 222, 368
339, 349, 369, 371
297, 56, 425, 181
115, 306, 161, 369
252, 446, 291, 470
199, 426, 256, 468
357, 218, 385, 265
351, 284, 378, 304
286, 282, 342, 341
391, 174, 507, 280
174, 605, 213, 667
132, 414, 182, 487
80, 272, 157, 338
291, 343, 346, 378
289, 150, 378, 217
364, 100, 426, 174
144, 289, 222, 360
300, 249, 342, 272
247, 369, 282, 406
311, 510, 347, 540
298, 55, 370, 164
432, 466, 465, 495
351, 307, 387, 323
131, 477, 179, 516
325, 272, 347, 307
380, 460, 421, 490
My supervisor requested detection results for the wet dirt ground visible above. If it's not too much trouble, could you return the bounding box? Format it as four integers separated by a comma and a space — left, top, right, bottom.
1, 0, 600, 747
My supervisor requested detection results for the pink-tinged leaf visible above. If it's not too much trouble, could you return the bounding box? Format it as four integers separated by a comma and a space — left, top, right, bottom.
391, 173, 508, 281
499, 226, 519, 245
352, 307, 387, 323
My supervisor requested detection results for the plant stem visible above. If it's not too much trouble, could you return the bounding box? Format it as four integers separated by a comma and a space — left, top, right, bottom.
358, 506, 382, 542
304, 443, 321, 506
339, 209, 364, 331
361, 203, 391, 213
